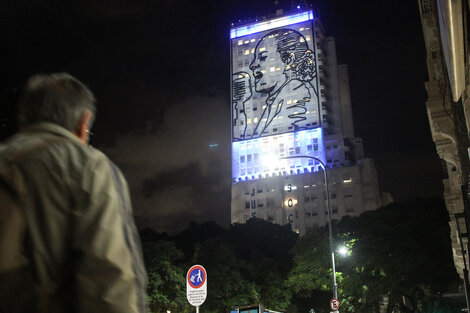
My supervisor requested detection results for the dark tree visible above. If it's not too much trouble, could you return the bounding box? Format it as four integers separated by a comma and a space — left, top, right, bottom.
288, 198, 459, 313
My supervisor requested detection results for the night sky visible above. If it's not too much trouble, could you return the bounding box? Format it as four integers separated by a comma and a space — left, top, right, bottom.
1, 0, 440, 234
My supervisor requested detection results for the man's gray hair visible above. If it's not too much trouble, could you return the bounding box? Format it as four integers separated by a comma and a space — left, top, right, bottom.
18, 73, 96, 132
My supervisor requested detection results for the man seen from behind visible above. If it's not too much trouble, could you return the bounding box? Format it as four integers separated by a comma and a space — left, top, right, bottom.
0, 73, 148, 313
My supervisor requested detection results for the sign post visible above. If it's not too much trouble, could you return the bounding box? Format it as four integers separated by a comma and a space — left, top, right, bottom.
187, 265, 207, 313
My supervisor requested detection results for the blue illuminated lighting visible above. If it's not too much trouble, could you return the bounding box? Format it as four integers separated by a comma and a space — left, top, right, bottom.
230, 11, 314, 39
232, 128, 325, 183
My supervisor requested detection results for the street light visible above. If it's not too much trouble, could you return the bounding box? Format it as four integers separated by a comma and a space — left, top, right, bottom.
280, 155, 338, 300
337, 246, 348, 256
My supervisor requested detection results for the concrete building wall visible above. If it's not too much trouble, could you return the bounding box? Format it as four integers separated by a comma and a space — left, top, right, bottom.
231, 160, 381, 235
338, 64, 355, 139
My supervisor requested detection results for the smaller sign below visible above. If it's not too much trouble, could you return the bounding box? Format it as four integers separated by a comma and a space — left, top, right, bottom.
187, 265, 207, 307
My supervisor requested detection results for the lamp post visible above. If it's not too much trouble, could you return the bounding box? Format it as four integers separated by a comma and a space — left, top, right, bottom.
280, 155, 338, 300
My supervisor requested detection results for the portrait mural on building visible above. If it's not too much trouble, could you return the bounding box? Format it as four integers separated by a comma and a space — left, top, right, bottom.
232, 26, 319, 141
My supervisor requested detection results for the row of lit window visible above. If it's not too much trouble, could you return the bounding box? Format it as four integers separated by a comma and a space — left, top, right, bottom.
236, 36, 311, 55
238, 111, 317, 127
244, 200, 349, 215
242, 181, 353, 197
235, 161, 351, 181
234, 168, 322, 182
238, 122, 320, 137
238, 136, 319, 148
241, 143, 319, 157
236, 98, 313, 110
238, 165, 324, 177
236, 28, 311, 46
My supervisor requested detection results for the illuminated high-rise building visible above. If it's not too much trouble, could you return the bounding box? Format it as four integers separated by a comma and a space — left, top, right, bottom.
230, 8, 385, 235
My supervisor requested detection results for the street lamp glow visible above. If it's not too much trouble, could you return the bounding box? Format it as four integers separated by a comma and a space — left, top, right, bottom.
261, 153, 281, 168
338, 246, 348, 256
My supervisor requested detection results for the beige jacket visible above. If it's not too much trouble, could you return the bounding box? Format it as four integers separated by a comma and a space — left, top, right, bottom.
0, 123, 147, 313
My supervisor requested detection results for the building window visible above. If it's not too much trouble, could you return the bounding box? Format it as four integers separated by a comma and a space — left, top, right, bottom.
307, 144, 313, 152
240, 156, 245, 163
245, 201, 250, 209
267, 198, 275, 207
247, 154, 252, 162
295, 147, 300, 154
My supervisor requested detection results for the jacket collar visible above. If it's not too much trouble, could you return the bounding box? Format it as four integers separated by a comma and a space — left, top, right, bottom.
23, 122, 82, 144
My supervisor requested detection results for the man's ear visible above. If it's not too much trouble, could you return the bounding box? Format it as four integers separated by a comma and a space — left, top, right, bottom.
75, 110, 93, 144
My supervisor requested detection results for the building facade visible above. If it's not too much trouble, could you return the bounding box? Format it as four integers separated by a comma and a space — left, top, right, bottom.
417, 0, 470, 283
230, 8, 384, 235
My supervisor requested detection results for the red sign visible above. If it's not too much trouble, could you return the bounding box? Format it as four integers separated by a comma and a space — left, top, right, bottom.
330, 298, 340, 311
187, 265, 206, 289
186, 265, 207, 306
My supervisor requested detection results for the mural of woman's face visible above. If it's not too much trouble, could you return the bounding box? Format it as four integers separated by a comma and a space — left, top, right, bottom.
249, 36, 284, 94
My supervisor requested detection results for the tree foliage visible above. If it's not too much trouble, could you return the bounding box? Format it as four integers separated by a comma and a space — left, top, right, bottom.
193, 238, 260, 313
141, 199, 459, 313
287, 198, 460, 313
143, 240, 191, 313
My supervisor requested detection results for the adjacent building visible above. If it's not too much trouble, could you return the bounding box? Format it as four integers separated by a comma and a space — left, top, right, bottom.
230, 8, 384, 235
417, 0, 470, 283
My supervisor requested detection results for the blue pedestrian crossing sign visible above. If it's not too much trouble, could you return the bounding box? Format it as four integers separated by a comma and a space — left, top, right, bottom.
187, 265, 207, 306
